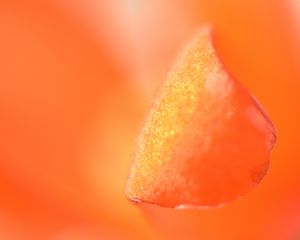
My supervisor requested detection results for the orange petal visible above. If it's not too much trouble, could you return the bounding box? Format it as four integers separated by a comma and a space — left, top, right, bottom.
125, 26, 277, 208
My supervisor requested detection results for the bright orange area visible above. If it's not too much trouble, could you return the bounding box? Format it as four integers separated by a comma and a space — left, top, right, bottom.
0, 0, 299, 240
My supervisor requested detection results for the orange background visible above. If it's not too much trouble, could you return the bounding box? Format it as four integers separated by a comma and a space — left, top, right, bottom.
0, 0, 299, 239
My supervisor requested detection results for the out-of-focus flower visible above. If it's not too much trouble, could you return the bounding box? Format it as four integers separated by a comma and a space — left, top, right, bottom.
0, 0, 299, 239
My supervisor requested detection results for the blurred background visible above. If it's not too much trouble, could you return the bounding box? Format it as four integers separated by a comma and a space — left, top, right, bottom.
0, 0, 299, 239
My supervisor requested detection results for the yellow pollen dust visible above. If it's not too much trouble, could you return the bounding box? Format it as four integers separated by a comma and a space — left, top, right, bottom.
126, 27, 226, 201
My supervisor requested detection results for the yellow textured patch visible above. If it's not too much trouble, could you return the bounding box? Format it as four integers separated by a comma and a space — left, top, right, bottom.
126, 27, 231, 202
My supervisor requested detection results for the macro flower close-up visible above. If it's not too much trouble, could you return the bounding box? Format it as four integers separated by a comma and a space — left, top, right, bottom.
0, 0, 300, 239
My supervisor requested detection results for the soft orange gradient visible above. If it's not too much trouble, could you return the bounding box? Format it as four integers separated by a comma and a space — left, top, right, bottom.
0, 0, 299, 239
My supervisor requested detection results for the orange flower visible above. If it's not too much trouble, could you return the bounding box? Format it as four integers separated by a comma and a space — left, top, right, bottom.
0, 0, 299, 239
